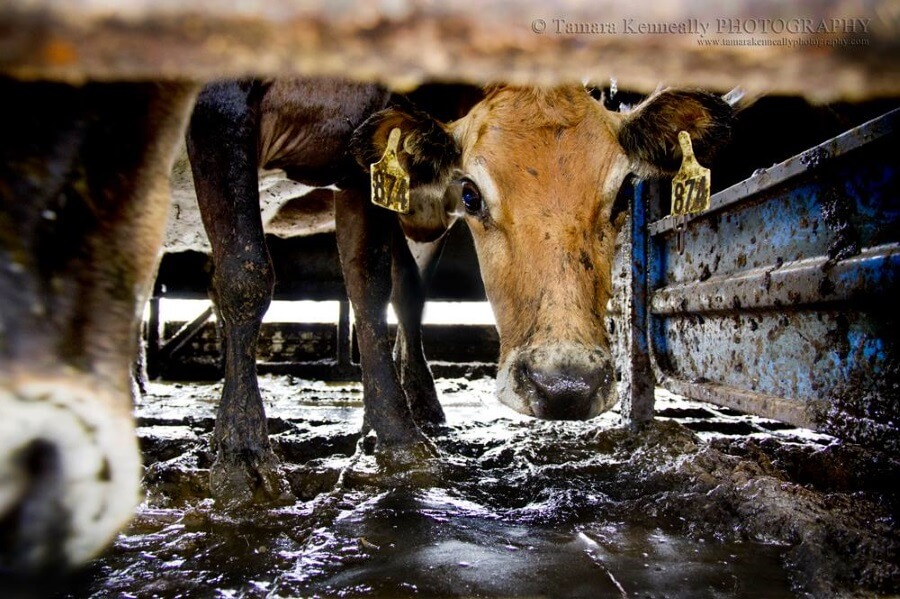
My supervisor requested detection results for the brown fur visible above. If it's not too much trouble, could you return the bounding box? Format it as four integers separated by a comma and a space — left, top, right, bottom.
618, 88, 735, 176
349, 102, 459, 185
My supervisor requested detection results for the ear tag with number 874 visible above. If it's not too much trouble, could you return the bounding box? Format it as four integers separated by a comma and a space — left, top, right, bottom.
370, 127, 411, 214
670, 131, 711, 253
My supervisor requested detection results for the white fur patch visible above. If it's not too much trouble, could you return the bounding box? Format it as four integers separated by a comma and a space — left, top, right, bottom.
0, 376, 141, 567
166, 141, 332, 253
601, 153, 632, 216
495, 349, 530, 416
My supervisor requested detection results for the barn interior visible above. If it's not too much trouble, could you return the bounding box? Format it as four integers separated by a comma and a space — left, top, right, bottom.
1, 1, 899, 598
129, 90, 900, 599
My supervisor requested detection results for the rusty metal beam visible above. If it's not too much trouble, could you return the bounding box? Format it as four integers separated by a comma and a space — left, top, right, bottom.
1, 1, 899, 100
158, 305, 214, 361
651, 243, 900, 314
620, 180, 655, 424
659, 377, 816, 429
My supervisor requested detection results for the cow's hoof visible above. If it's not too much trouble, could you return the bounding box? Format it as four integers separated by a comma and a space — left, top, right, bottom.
402, 370, 446, 429
374, 435, 442, 485
209, 452, 291, 509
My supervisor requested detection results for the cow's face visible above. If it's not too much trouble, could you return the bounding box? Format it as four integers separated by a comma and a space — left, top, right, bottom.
447, 85, 733, 420
354, 85, 733, 421
350, 105, 463, 242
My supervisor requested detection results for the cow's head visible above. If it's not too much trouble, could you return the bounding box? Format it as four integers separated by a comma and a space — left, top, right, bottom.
452, 86, 733, 420
0, 80, 196, 575
350, 102, 463, 243
359, 84, 733, 421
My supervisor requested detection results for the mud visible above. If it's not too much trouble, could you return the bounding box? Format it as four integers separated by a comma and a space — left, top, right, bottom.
48, 376, 899, 598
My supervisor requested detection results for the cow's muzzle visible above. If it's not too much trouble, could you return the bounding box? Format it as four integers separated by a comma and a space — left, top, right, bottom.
0, 377, 141, 575
499, 344, 617, 420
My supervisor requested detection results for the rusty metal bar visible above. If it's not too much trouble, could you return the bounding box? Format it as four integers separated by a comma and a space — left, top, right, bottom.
651, 243, 900, 314
146, 296, 162, 380
336, 300, 352, 370
659, 377, 816, 429
158, 304, 214, 360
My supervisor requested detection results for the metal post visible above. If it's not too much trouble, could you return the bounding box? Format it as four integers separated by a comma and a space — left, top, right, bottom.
336, 300, 351, 369
146, 295, 161, 380
622, 180, 655, 424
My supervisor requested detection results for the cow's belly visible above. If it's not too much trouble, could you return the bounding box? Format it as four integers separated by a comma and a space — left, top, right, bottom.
166, 142, 336, 253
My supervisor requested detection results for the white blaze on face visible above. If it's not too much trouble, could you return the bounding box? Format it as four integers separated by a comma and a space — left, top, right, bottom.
0, 374, 141, 569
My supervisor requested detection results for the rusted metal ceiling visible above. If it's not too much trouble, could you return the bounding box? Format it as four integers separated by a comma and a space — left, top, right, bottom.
1, 1, 898, 100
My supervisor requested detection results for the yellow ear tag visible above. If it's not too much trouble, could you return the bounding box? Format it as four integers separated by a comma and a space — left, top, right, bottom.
370, 127, 411, 214
670, 131, 711, 217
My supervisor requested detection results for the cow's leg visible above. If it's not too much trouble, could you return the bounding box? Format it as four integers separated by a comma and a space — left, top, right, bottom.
334, 188, 436, 463
391, 235, 447, 428
0, 80, 196, 573
186, 81, 284, 507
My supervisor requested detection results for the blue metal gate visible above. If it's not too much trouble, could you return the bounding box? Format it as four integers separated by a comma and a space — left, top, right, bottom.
624, 108, 899, 453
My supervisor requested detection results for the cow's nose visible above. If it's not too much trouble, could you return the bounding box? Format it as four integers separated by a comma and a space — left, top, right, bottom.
0, 379, 141, 576
518, 359, 611, 420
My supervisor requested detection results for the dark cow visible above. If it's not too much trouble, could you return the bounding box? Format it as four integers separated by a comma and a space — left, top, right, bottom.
184, 78, 467, 506
0, 78, 198, 573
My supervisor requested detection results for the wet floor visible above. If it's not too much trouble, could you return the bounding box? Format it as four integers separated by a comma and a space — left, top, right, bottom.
52, 376, 898, 598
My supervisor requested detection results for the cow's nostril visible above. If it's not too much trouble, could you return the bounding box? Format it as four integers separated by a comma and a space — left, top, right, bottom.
0, 440, 68, 575
522, 364, 606, 421
2, 380, 143, 575
21, 440, 60, 482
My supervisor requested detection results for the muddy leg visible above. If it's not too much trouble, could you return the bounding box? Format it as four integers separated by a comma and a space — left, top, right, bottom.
187, 81, 284, 506
335, 188, 436, 464
391, 234, 447, 428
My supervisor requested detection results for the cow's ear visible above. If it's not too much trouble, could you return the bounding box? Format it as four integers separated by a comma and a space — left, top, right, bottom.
350, 106, 460, 184
617, 89, 735, 177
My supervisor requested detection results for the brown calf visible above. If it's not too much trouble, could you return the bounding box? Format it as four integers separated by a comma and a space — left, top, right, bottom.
361, 85, 733, 420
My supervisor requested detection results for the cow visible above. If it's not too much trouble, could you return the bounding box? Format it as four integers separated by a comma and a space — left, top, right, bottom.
0, 78, 198, 574
352, 84, 734, 421
180, 78, 473, 507
186, 80, 733, 505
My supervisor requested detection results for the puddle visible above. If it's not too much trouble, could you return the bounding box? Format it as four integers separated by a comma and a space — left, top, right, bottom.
46, 376, 898, 598
277, 489, 793, 599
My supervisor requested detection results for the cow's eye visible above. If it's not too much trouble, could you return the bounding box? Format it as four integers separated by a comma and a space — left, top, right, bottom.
460, 179, 483, 214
